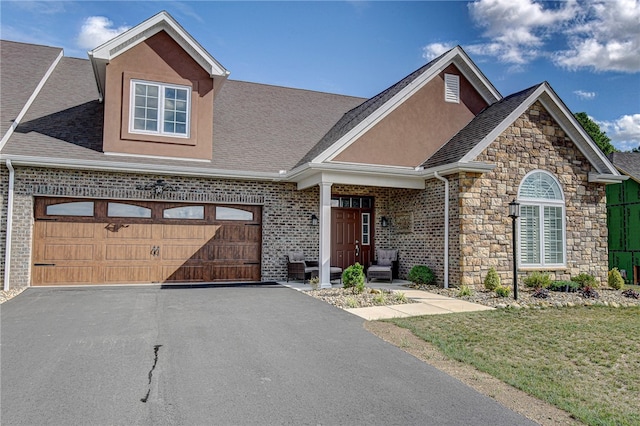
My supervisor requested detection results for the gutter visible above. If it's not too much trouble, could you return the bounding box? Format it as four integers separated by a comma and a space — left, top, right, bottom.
4, 160, 15, 291
433, 171, 449, 289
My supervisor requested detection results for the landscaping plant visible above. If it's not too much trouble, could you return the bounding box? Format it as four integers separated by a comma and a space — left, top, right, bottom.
549, 280, 579, 292
495, 285, 511, 298
571, 272, 599, 289
607, 268, 624, 290
342, 263, 365, 294
622, 288, 639, 299
407, 265, 435, 286
523, 271, 552, 289
483, 267, 500, 291
457, 285, 473, 297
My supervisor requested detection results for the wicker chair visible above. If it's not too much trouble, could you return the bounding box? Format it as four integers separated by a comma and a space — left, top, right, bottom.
366, 249, 398, 283
286, 251, 319, 283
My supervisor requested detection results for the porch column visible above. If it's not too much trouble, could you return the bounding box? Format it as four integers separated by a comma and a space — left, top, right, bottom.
319, 182, 332, 288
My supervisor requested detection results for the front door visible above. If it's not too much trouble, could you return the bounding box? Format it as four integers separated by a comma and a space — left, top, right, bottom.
331, 199, 373, 271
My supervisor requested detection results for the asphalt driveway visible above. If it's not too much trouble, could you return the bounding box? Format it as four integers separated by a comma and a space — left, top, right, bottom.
1, 284, 535, 425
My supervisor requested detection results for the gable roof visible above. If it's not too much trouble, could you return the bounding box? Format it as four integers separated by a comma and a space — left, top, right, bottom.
609, 152, 640, 183
421, 81, 622, 182
294, 46, 501, 169
0, 41, 63, 150
88, 11, 229, 101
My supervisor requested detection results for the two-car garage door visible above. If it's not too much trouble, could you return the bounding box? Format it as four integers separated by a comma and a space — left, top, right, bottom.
32, 198, 261, 286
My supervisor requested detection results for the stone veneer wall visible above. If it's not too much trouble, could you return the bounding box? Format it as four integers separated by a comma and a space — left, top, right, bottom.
458, 101, 608, 288
387, 178, 460, 285
5, 167, 325, 288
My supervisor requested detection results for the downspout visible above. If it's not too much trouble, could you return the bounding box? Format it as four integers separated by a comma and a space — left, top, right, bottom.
4, 160, 15, 291
433, 171, 449, 288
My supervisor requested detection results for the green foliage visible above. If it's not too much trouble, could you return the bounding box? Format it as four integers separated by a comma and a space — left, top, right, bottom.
549, 280, 580, 292
373, 292, 387, 305
408, 265, 435, 285
345, 297, 359, 308
483, 267, 501, 291
458, 285, 473, 297
394, 292, 408, 303
523, 271, 552, 289
342, 263, 365, 294
574, 112, 616, 155
608, 268, 625, 290
571, 273, 599, 289
495, 285, 511, 298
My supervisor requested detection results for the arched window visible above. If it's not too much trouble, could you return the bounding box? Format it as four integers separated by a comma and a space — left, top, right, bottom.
518, 171, 566, 267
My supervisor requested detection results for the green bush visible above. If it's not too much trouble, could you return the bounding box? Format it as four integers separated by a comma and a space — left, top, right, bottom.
523, 271, 552, 289
549, 280, 579, 292
342, 263, 365, 294
408, 265, 435, 285
483, 267, 501, 291
571, 272, 599, 289
458, 285, 473, 297
608, 268, 625, 290
495, 285, 511, 298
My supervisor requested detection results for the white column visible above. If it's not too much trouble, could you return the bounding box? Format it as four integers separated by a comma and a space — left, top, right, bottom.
319, 182, 332, 288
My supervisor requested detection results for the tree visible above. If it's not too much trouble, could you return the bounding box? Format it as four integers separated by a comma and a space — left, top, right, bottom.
632, 146, 640, 153
574, 112, 616, 155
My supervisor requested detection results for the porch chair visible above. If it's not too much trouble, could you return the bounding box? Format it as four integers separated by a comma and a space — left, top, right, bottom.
286, 251, 319, 283
366, 249, 398, 283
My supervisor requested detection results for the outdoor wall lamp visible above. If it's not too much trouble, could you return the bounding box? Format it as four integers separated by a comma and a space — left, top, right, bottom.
381, 216, 389, 228
508, 199, 520, 300
310, 214, 319, 226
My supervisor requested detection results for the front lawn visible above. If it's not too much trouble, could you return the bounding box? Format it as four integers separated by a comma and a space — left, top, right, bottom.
388, 306, 640, 426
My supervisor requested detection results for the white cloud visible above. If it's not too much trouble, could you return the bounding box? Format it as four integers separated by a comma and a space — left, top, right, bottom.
467, 0, 577, 64
422, 42, 456, 61
76, 16, 130, 50
598, 114, 640, 151
574, 90, 596, 100
555, 0, 640, 72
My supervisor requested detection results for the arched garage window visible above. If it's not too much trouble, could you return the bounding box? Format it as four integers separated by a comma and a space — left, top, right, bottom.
518, 171, 566, 267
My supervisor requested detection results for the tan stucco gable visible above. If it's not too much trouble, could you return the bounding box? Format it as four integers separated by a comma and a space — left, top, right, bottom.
331, 64, 488, 168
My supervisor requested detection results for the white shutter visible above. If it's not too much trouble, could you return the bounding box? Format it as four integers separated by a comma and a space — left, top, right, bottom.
444, 74, 460, 103
520, 205, 540, 264
544, 206, 564, 264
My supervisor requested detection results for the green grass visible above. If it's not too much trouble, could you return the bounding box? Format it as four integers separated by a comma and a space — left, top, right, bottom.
388, 306, 640, 426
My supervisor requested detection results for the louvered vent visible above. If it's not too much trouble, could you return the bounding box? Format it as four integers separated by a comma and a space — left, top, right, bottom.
444, 73, 460, 103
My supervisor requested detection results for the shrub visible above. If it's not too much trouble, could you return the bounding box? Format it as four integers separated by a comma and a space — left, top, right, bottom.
495, 286, 511, 298
342, 263, 365, 294
523, 271, 552, 289
458, 285, 473, 297
549, 280, 579, 292
394, 292, 408, 303
345, 297, 359, 308
608, 268, 625, 290
572, 273, 599, 289
373, 293, 387, 305
408, 265, 435, 285
483, 267, 501, 291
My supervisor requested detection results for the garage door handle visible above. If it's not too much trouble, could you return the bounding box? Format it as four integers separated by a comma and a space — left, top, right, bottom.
34, 263, 56, 266
151, 246, 160, 256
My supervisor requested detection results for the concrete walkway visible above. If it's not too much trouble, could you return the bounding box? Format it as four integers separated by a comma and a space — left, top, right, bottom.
280, 280, 493, 320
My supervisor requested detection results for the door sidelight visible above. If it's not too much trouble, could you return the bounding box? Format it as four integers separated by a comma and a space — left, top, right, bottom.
355, 240, 360, 258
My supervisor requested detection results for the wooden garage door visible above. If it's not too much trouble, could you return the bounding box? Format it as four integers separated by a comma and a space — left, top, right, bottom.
32, 198, 261, 286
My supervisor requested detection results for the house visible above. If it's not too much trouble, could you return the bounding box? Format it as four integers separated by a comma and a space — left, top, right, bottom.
607, 153, 640, 285
0, 11, 624, 291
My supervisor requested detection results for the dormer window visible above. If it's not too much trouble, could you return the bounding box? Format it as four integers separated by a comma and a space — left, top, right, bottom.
130, 80, 190, 137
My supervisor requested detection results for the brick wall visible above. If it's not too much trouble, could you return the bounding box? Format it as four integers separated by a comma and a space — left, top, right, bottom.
458, 101, 609, 288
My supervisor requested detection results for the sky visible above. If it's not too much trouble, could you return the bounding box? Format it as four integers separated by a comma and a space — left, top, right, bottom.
1, 0, 639, 151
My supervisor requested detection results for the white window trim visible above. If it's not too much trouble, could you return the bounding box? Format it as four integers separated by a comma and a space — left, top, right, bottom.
362, 212, 370, 246
517, 170, 567, 269
129, 79, 191, 138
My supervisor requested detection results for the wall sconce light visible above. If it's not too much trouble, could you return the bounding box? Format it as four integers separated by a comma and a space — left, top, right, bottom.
311, 214, 319, 226
381, 216, 389, 228
136, 179, 177, 195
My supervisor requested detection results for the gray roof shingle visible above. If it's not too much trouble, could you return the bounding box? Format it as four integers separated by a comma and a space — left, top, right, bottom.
0, 40, 62, 137
609, 152, 640, 182
421, 83, 543, 168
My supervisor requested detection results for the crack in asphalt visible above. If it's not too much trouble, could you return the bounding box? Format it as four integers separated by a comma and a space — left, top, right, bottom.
141, 344, 162, 403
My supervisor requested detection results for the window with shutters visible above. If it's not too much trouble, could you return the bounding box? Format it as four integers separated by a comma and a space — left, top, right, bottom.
444, 73, 460, 103
517, 170, 566, 268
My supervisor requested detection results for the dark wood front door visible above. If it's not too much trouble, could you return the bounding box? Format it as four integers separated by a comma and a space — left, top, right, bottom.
331, 208, 373, 271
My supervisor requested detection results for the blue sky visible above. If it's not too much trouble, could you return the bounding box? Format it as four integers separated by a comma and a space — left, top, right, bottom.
2, 0, 639, 150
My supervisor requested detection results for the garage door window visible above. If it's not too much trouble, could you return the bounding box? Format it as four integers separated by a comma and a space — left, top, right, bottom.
216, 206, 253, 221
108, 202, 151, 218
163, 205, 204, 219
46, 201, 94, 216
